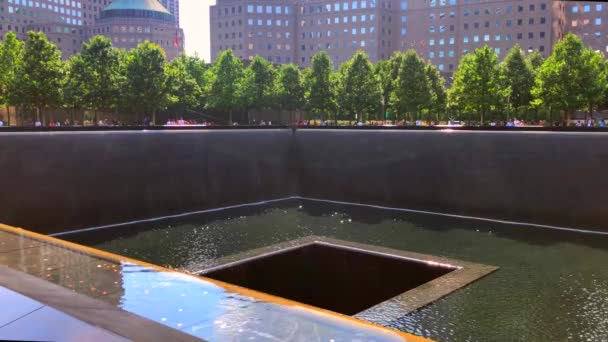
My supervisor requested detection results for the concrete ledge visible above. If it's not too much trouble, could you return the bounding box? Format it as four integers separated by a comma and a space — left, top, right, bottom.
0, 266, 202, 342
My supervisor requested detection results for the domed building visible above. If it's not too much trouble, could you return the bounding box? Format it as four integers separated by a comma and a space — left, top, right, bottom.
94, 0, 184, 59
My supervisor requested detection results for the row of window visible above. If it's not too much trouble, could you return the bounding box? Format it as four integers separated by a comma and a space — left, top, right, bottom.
461, 17, 547, 30
299, 14, 376, 26
8, 0, 82, 9
246, 5, 292, 15
572, 4, 603, 13
572, 18, 604, 27
462, 32, 546, 43
247, 18, 290, 27
301, 27, 376, 38
464, 3, 546, 17
299, 0, 377, 14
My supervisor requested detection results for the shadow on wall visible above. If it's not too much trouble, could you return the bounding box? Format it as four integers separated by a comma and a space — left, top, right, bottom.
1, 128, 607, 233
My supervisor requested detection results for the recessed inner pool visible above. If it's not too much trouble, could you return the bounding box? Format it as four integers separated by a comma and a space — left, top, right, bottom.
59, 198, 608, 341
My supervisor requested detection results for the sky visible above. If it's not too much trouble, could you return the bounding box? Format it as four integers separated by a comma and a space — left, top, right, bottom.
181, 0, 215, 62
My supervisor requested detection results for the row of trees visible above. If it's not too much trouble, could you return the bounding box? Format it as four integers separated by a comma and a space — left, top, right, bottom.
0, 31, 605, 125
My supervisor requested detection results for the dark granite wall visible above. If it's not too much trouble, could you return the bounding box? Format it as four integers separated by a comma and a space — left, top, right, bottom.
294, 130, 608, 231
1, 128, 607, 233
0, 130, 296, 233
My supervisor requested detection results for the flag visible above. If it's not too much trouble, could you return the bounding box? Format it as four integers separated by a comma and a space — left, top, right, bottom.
174, 31, 179, 47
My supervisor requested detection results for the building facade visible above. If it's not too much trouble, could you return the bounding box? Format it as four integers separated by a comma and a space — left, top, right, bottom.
211, 0, 608, 71
0, 0, 183, 59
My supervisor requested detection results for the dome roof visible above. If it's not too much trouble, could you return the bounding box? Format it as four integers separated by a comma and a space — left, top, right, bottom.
101, 0, 175, 22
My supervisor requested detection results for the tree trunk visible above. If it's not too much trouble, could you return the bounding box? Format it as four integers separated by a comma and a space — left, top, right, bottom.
152, 111, 156, 125
94, 110, 98, 126
228, 110, 233, 125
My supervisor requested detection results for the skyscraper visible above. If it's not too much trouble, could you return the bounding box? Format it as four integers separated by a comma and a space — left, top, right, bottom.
210, 0, 608, 72
0, 0, 183, 59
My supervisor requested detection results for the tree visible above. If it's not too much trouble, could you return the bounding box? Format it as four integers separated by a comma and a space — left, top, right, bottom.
276, 64, 304, 123
305, 52, 335, 121
337, 51, 380, 123
449, 45, 502, 124
16, 31, 64, 125
532, 34, 587, 123
527, 50, 545, 72
391, 49, 430, 123
205, 49, 244, 124
425, 63, 447, 123
247, 56, 276, 111
580, 48, 607, 117
166, 55, 203, 117
0, 32, 24, 125
124, 41, 168, 124
181, 54, 208, 111
499, 45, 534, 118
71, 35, 121, 124
62, 55, 86, 123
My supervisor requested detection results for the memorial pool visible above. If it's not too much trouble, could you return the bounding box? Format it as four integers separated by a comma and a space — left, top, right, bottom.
60, 198, 608, 341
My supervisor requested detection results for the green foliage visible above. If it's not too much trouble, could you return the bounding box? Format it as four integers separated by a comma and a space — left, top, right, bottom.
449, 45, 502, 124
248, 56, 276, 110
205, 49, 244, 123
425, 63, 447, 122
166, 55, 203, 115
337, 51, 380, 122
276, 64, 304, 112
532, 34, 590, 120
391, 49, 430, 122
305, 52, 335, 120
15, 31, 64, 123
68, 36, 121, 121
0, 32, 24, 110
499, 44, 534, 118
527, 50, 545, 72
123, 41, 168, 123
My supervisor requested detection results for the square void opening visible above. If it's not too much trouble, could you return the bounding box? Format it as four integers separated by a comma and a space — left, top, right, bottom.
201, 241, 458, 315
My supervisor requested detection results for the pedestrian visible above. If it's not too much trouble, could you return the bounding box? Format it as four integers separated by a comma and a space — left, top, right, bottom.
35, 120, 41, 127
0, 119, 4, 127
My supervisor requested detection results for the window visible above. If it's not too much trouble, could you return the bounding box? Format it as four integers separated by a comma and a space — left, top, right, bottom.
529, 18, 534, 25
495, 47, 500, 54
506, 19, 512, 27
438, 64, 444, 71
517, 19, 522, 26
572, 6, 578, 13
518, 5, 523, 12
343, 2, 348, 10
247, 4, 253, 13
540, 32, 545, 39
464, 9, 469, 16
496, 20, 501, 28
517, 33, 522, 39
505, 34, 511, 41
401, 15, 406, 23
430, 39, 435, 45
597, 4, 602, 12
352, 28, 357, 34
463, 36, 469, 43
464, 23, 469, 29
495, 34, 500, 41
584, 5, 590, 12
430, 13, 435, 20
450, 11, 455, 17
362, 15, 367, 21
257, 19, 262, 26
276, 6, 282, 14
334, 3, 340, 11
429, 51, 435, 58
596, 18, 602, 25
529, 4, 534, 11
529, 32, 534, 39
430, 25, 435, 32
440, 38, 445, 45
496, 7, 501, 14
439, 51, 444, 58
539, 46, 544, 52
506, 5, 512, 13
474, 23, 479, 29
440, 25, 445, 32
473, 35, 479, 42
256, 5, 262, 13
362, 0, 367, 8
540, 17, 546, 24
248, 19, 253, 25
449, 37, 455, 44
449, 0, 455, 5
449, 50, 454, 57
484, 34, 489, 41
401, 28, 406, 35
401, 0, 407, 10
352, 1, 358, 9
485, 21, 489, 28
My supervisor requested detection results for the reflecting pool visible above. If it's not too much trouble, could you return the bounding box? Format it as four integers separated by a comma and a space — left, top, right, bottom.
62, 199, 608, 341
